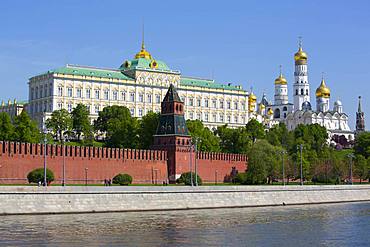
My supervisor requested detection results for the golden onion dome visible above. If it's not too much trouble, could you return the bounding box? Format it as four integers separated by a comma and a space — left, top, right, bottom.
259, 103, 266, 109
294, 47, 308, 63
274, 73, 287, 85
249, 92, 257, 102
315, 79, 331, 98
267, 108, 273, 115
135, 42, 152, 60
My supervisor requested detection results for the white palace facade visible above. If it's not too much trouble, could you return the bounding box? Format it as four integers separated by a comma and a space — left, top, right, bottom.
28, 41, 249, 129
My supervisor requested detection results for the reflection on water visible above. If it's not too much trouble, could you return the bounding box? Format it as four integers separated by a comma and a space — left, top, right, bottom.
0, 202, 369, 247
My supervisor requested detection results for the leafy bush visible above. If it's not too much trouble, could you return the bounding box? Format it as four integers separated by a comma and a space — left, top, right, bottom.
112, 173, 133, 185
27, 168, 54, 184
176, 172, 202, 186
234, 172, 248, 184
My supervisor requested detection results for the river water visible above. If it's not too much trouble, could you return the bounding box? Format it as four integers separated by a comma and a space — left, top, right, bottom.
0, 202, 369, 247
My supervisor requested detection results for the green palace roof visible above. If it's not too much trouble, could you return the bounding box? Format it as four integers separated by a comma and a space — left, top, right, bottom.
180, 77, 245, 92
38, 65, 134, 80
119, 57, 172, 72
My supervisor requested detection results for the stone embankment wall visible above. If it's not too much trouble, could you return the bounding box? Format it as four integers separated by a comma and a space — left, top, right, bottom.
0, 185, 369, 215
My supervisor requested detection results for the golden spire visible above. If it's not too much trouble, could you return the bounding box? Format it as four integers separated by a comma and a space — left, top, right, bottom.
274, 65, 287, 85
135, 24, 152, 60
315, 72, 331, 98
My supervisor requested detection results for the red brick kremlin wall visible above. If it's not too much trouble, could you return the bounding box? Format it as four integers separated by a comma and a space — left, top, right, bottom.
0, 142, 248, 184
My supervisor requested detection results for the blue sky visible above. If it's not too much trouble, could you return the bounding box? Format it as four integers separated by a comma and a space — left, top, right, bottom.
0, 0, 369, 128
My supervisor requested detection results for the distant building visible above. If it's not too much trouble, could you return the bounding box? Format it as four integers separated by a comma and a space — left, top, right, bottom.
356, 96, 365, 134
28, 39, 249, 130
0, 99, 27, 118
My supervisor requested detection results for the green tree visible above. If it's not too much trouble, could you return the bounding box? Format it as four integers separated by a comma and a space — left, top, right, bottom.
186, 120, 220, 152
13, 111, 40, 143
46, 109, 72, 141
112, 173, 133, 185
138, 111, 160, 149
71, 103, 92, 141
245, 119, 265, 142
354, 154, 368, 183
95, 106, 139, 148
354, 132, 370, 158
0, 112, 14, 141
176, 172, 202, 186
216, 125, 251, 154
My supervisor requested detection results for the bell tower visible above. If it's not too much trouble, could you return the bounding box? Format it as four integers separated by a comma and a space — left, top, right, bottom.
152, 84, 192, 183
293, 37, 310, 111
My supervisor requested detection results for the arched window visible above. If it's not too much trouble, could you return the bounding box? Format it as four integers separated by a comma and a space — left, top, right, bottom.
274, 108, 281, 118
301, 89, 304, 95
296, 89, 298, 95
306, 89, 309, 95
283, 106, 287, 111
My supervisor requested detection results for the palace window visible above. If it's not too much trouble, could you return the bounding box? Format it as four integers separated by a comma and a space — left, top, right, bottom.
189, 98, 194, 106
189, 112, 194, 119
104, 89, 109, 100
130, 93, 135, 102
234, 115, 238, 123
205, 113, 209, 121
220, 100, 224, 109
130, 108, 135, 116
197, 113, 201, 120
234, 102, 238, 110
197, 98, 201, 107
58, 102, 63, 110
35, 87, 39, 98
49, 84, 53, 96
220, 114, 224, 122
147, 94, 152, 103
121, 91, 126, 101
67, 103, 72, 113
227, 101, 231, 109
138, 109, 143, 117
58, 87, 63, 96
241, 102, 245, 111
212, 114, 217, 122
44, 86, 47, 97
31, 88, 34, 100
95, 105, 100, 114
86, 105, 91, 113
40, 86, 43, 98
76, 88, 82, 98
227, 115, 231, 123
86, 89, 91, 99
156, 94, 161, 103
67, 87, 73, 97
113, 91, 118, 101
212, 99, 217, 108
205, 99, 209, 108
139, 93, 144, 102
95, 90, 100, 99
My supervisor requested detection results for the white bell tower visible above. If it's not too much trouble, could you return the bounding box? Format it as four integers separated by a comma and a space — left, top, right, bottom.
293, 38, 310, 111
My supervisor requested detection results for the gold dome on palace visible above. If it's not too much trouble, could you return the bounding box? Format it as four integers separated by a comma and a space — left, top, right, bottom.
267, 108, 273, 115
315, 79, 331, 98
135, 43, 152, 60
294, 47, 308, 63
274, 73, 287, 85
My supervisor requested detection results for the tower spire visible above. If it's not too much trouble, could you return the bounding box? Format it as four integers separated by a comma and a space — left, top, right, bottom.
141, 23, 145, 50
298, 36, 303, 49
358, 96, 362, 112
279, 64, 282, 77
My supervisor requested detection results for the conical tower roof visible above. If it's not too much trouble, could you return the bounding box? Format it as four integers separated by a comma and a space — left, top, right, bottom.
163, 84, 182, 102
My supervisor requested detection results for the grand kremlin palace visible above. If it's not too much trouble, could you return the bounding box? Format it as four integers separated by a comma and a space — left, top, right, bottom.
28, 42, 250, 129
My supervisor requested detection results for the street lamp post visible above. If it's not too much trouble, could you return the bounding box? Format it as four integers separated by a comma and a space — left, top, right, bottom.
43, 110, 47, 187
85, 167, 88, 186
278, 150, 287, 186
194, 139, 198, 186
297, 144, 304, 186
62, 136, 66, 186
347, 153, 355, 185
189, 142, 193, 186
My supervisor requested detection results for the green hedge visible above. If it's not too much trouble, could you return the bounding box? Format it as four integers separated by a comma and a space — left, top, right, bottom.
112, 173, 133, 185
176, 172, 202, 186
27, 168, 54, 184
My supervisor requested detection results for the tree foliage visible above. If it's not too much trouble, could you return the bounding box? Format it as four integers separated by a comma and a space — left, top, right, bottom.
176, 172, 202, 186
354, 132, 370, 158
0, 112, 14, 141
71, 103, 92, 141
112, 173, 133, 185
13, 111, 40, 143
46, 109, 72, 141
27, 168, 54, 184
186, 120, 220, 152
138, 111, 160, 149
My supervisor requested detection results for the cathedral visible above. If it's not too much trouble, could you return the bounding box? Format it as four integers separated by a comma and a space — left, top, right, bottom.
256, 41, 355, 146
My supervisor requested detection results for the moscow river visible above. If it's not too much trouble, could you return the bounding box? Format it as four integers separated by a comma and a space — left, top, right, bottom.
0, 202, 369, 247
